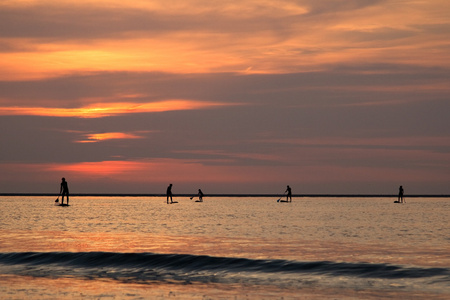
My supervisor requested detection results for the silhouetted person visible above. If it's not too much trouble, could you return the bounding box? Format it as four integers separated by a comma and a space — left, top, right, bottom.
60, 177, 69, 205
398, 185, 404, 203
285, 185, 292, 202
198, 189, 204, 202
166, 184, 173, 204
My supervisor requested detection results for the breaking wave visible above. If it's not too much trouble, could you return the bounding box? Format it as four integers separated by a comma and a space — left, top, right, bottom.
0, 252, 448, 287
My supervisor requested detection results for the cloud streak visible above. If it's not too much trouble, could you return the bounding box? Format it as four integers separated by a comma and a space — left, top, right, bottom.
0, 100, 234, 118
74, 131, 149, 143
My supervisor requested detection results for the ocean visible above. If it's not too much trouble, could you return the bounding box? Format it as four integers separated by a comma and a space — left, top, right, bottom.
0, 196, 448, 299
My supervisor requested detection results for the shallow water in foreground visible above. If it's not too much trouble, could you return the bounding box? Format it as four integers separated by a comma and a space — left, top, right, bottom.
0, 196, 449, 299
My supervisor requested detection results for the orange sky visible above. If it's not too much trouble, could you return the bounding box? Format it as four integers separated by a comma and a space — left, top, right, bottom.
2, 0, 449, 80
0, 0, 449, 194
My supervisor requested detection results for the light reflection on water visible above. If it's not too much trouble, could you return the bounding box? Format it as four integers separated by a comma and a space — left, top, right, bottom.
0, 196, 448, 266
4, 274, 434, 300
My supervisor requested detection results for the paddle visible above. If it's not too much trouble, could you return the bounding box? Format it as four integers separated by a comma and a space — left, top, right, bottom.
277, 192, 287, 202
55, 192, 61, 203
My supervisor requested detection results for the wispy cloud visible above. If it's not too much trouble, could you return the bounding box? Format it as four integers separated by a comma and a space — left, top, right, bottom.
0, 100, 234, 118
256, 136, 450, 149
46, 160, 144, 176
74, 131, 149, 143
173, 149, 283, 164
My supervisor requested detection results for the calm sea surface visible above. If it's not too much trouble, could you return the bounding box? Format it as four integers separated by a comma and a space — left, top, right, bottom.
0, 196, 449, 299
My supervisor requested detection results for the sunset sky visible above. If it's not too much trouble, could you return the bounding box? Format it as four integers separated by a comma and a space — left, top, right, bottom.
1, 0, 449, 194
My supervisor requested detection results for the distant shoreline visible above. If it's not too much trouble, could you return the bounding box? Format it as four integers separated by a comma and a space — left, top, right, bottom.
0, 193, 449, 198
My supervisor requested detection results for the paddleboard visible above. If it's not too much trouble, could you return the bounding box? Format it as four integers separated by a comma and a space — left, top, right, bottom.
393, 201, 404, 203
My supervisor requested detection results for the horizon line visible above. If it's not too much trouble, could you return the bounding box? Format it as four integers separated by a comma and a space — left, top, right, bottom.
0, 193, 449, 198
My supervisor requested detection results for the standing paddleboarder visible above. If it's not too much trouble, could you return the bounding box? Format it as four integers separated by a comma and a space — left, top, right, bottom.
166, 184, 173, 204
59, 177, 69, 205
398, 185, 404, 203
285, 185, 292, 202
